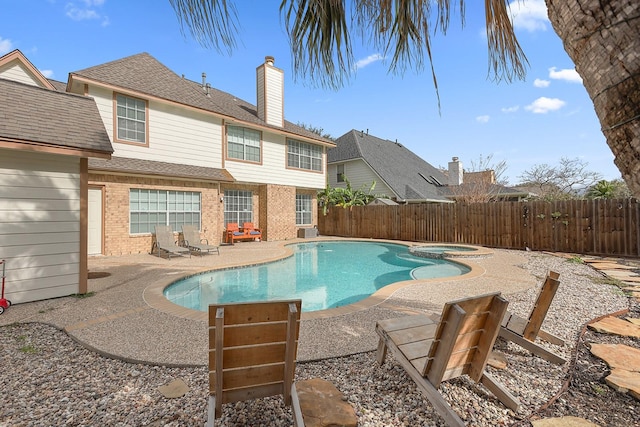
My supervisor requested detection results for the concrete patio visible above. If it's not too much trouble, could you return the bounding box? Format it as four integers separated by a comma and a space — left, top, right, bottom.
0, 237, 545, 365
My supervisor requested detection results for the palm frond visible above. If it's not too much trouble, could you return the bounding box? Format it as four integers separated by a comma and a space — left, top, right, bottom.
169, 0, 239, 54
484, 0, 528, 82
280, 0, 353, 89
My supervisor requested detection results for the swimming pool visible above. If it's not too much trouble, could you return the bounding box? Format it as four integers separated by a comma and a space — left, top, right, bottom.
163, 241, 470, 312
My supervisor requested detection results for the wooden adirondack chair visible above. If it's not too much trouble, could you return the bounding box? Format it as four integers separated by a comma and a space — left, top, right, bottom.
499, 271, 566, 365
376, 292, 519, 427
207, 300, 302, 426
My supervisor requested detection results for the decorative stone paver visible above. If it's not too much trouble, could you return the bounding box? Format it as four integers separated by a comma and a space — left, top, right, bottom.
627, 317, 640, 326
605, 368, 640, 399
295, 378, 358, 427
590, 343, 640, 401
158, 378, 189, 398
586, 262, 637, 270
580, 256, 640, 403
531, 416, 600, 427
588, 316, 640, 338
590, 343, 640, 371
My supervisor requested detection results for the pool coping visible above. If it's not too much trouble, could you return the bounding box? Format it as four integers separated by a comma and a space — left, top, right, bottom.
409, 243, 494, 259
142, 238, 486, 321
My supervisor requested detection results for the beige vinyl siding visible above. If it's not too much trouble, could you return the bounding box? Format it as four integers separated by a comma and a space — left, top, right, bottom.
0, 61, 42, 86
264, 66, 284, 127
328, 160, 395, 198
256, 66, 265, 120
0, 149, 81, 304
225, 132, 327, 189
88, 86, 223, 168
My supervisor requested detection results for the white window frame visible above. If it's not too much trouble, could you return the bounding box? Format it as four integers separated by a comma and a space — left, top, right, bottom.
296, 194, 313, 225
227, 125, 261, 162
287, 139, 322, 172
224, 190, 253, 226
129, 189, 201, 234
115, 94, 147, 144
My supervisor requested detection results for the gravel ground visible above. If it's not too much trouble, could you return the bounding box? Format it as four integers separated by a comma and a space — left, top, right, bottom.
0, 251, 636, 427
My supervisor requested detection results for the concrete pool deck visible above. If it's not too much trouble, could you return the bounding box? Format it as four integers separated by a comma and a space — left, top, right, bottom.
0, 237, 539, 366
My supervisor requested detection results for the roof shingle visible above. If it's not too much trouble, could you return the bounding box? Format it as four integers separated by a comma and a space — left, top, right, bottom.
329, 130, 450, 202
0, 78, 113, 155
88, 156, 234, 183
71, 52, 334, 146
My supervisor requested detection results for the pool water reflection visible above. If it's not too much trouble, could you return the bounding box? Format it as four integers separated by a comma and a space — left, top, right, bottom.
164, 241, 470, 312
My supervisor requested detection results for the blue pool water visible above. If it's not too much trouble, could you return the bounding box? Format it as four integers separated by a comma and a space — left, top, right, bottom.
164, 241, 470, 312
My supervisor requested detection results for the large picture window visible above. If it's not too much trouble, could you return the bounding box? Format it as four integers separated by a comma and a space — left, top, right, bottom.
296, 194, 312, 225
287, 139, 322, 171
130, 189, 200, 234
227, 126, 261, 162
224, 190, 253, 226
116, 94, 147, 143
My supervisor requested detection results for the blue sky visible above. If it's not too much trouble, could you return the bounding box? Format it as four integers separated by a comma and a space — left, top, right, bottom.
1, 0, 622, 184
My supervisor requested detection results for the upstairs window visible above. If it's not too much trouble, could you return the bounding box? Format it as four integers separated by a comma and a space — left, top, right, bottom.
227, 126, 261, 162
337, 164, 345, 182
287, 139, 322, 172
116, 94, 147, 144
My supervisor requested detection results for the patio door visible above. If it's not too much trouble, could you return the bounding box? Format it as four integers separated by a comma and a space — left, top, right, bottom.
88, 187, 103, 255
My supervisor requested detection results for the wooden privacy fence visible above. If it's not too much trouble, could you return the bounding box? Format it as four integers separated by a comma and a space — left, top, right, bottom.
317, 198, 640, 257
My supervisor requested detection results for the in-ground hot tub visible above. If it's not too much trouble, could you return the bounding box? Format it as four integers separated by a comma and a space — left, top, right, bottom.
409, 244, 493, 259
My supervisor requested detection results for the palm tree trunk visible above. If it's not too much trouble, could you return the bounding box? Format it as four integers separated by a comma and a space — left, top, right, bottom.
546, 0, 640, 197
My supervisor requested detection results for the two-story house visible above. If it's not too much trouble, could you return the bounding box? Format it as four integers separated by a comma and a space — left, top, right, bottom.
0, 50, 113, 304
0, 49, 333, 304
66, 53, 334, 256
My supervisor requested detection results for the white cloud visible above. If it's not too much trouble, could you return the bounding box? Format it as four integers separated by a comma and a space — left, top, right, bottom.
355, 53, 383, 70
66, 1, 109, 26
66, 6, 99, 20
501, 105, 519, 113
534, 78, 550, 88
508, 0, 549, 32
525, 97, 566, 114
548, 67, 582, 83
40, 69, 54, 78
0, 37, 13, 55
476, 115, 490, 124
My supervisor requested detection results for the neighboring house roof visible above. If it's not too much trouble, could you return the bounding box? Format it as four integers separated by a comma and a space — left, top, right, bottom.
47, 78, 68, 92
438, 182, 531, 199
329, 129, 451, 202
89, 156, 234, 183
0, 78, 113, 157
69, 52, 334, 147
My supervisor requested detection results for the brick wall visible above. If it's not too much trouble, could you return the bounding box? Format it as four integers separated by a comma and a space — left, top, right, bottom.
89, 173, 222, 255
89, 174, 319, 255
261, 184, 296, 241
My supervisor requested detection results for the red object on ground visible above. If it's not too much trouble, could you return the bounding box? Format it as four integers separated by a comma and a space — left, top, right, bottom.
0, 259, 11, 314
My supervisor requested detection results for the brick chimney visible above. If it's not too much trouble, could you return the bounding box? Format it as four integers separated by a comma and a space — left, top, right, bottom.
256, 56, 284, 127
448, 157, 463, 186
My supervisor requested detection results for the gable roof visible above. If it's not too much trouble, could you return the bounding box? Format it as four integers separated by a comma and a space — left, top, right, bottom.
0, 78, 112, 157
329, 130, 451, 202
0, 50, 56, 90
69, 52, 334, 147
